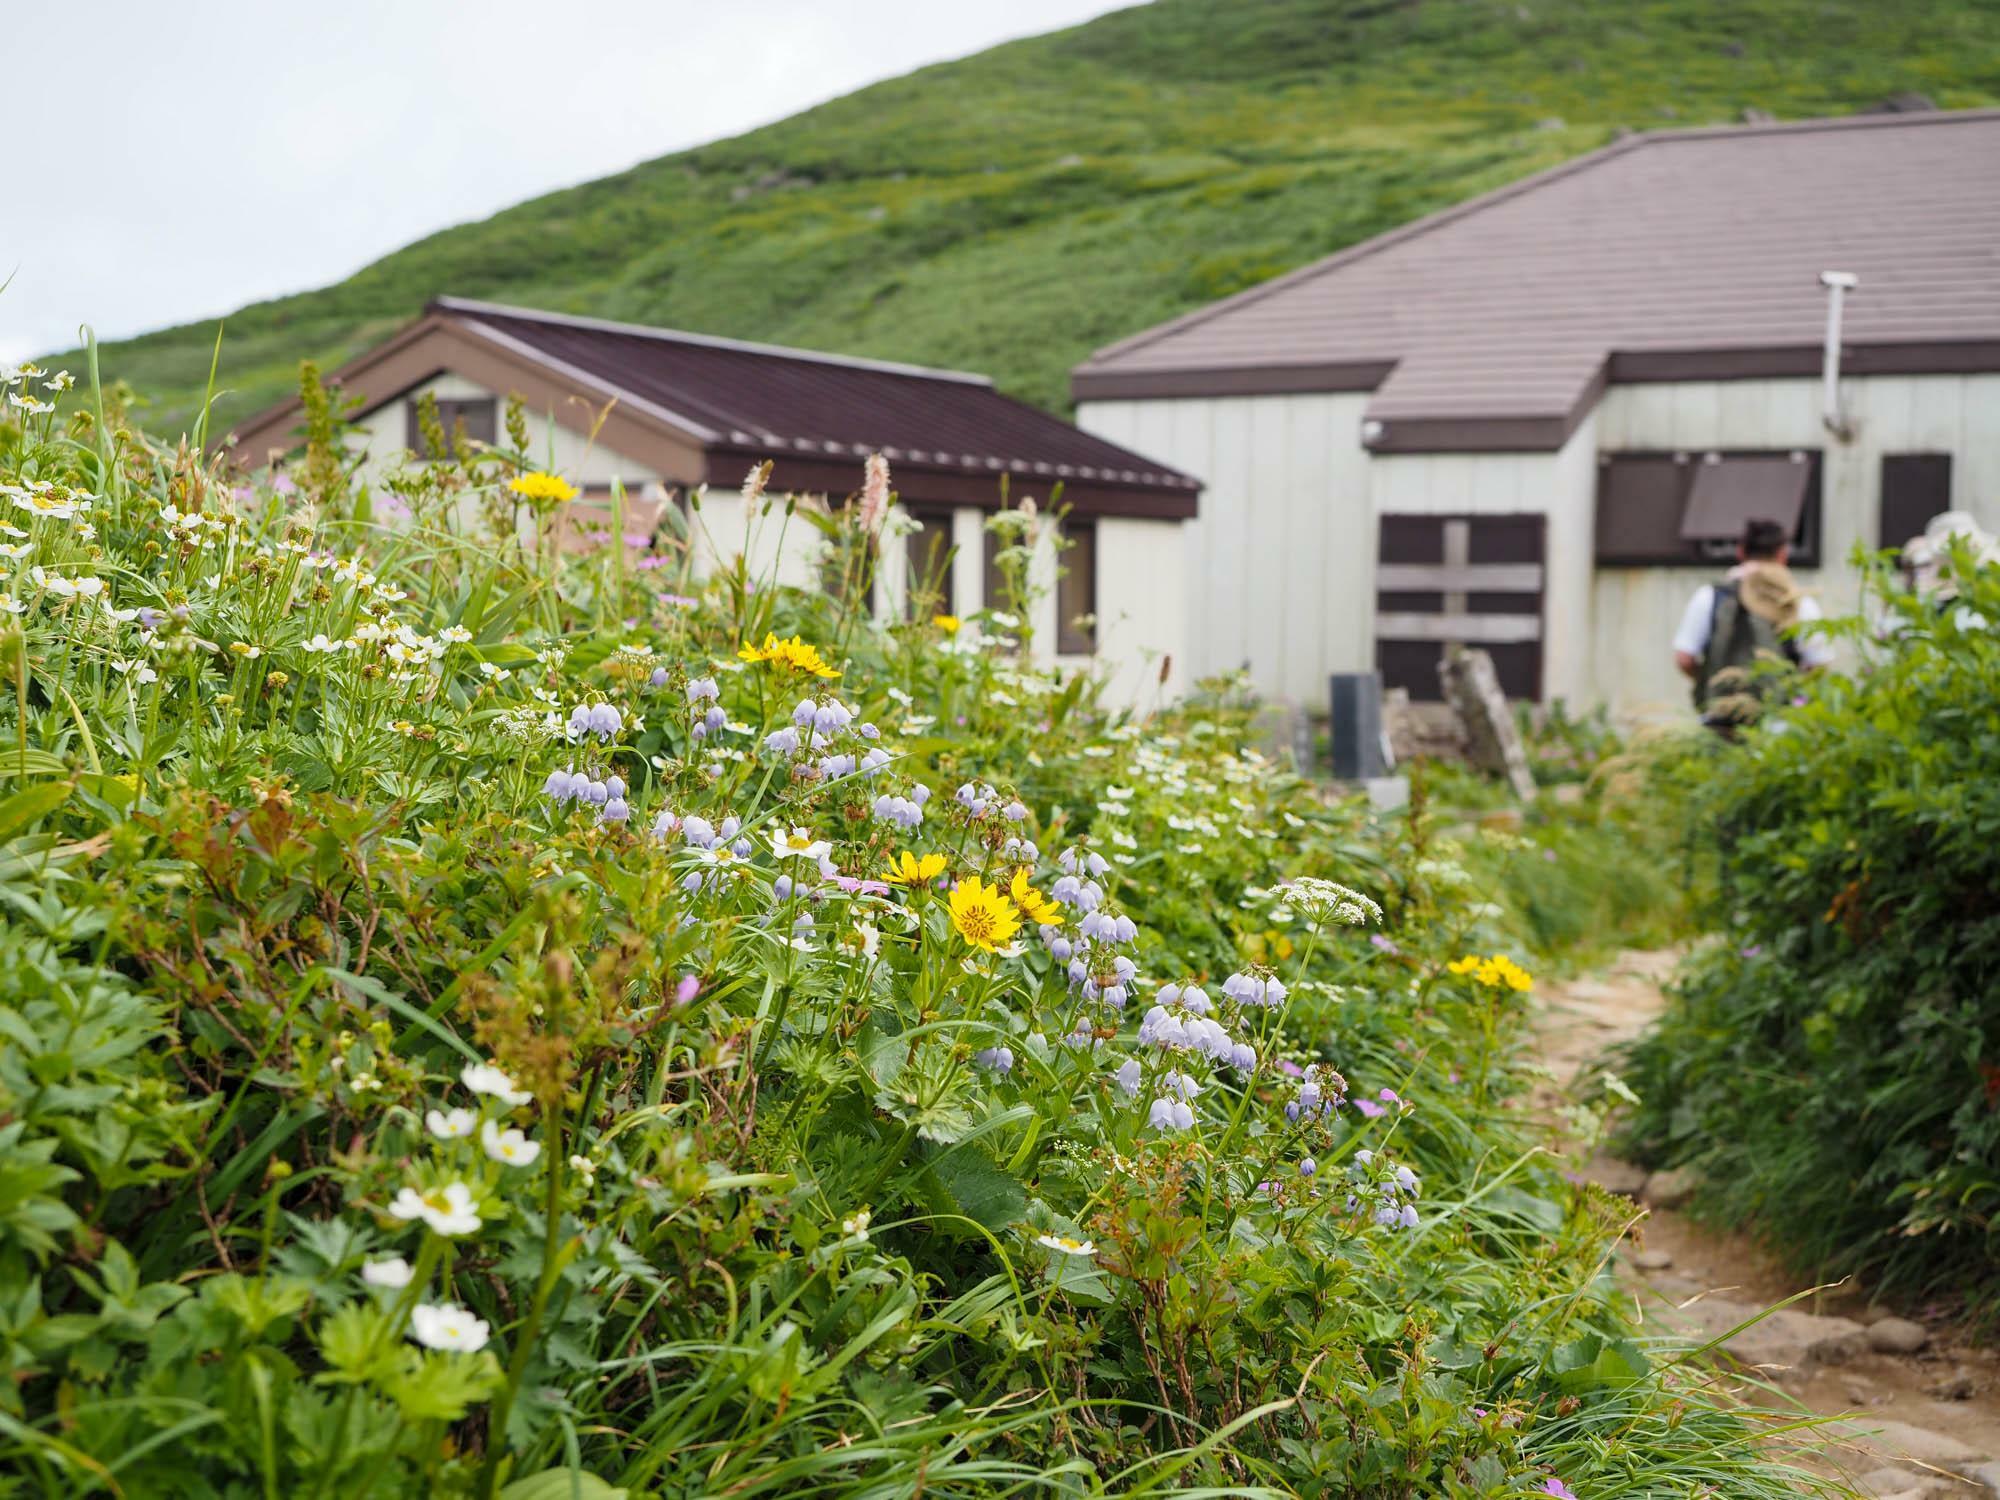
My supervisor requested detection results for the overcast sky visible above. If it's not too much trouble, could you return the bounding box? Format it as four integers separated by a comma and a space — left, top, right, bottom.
2, 0, 1133, 361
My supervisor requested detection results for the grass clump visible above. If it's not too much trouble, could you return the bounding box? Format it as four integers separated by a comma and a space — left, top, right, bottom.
0, 360, 1839, 1495
1619, 552, 2000, 1318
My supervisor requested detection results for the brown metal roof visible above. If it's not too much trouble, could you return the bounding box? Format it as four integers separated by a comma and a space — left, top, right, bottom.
1073, 111, 2000, 452
226, 299, 1198, 519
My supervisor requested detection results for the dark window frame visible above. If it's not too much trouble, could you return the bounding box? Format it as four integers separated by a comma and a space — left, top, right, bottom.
406, 395, 498, 459
1878, 452, 1952, 553
904, 506, 956, 619
1057, 520, 1098, 655
1593, 448, 1822, 569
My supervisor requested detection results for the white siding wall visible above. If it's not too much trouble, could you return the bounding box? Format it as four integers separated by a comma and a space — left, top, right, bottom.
1087, 373, 2000, 719
1078, 393, 1374, 703
1593, 373, 2000, 715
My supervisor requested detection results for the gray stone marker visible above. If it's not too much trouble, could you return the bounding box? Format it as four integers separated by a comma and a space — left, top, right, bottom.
1439, 645, 1537, 802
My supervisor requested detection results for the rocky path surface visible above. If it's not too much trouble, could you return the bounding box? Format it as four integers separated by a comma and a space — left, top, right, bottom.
1534, 951, 2000, 1500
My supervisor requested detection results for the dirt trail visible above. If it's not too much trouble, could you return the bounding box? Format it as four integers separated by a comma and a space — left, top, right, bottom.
1533, 951, 2000, 1499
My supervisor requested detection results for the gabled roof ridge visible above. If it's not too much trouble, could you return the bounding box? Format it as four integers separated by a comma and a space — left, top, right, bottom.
1076, 107, 2000, 374
431, 296, 994, 388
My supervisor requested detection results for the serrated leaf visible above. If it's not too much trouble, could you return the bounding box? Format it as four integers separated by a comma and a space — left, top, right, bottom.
929, 1150, 1026, 1234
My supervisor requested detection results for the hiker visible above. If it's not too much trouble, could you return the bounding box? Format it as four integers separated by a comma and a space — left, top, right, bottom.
1672, 517, 1832, 720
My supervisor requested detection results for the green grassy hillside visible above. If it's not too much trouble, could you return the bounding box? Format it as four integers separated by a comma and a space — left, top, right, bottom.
66, 0, 2000, 434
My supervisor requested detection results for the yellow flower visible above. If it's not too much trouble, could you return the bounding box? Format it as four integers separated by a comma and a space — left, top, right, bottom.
884, 851, 947, 887
948, 876, 1021, 953
1009, 867, 1062, 926
1449, 953, 1533, 992
507, 471, 579, 504
932, 614, 961, 635
737, 632, 841, 679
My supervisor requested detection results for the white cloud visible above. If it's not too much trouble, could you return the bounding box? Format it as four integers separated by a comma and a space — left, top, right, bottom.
1, 0, 1132, 359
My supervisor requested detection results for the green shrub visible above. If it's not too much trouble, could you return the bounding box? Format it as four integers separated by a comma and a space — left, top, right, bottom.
1619, 551, 2000, 1312
0, 363, 1832, 1495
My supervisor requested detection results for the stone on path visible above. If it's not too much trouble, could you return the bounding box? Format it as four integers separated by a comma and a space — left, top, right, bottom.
1438, 645, 1537, 801
1640, 1166, 1700, 1210
1652, 1295, 1867, 1385
1578, 1153, 1647, 1196
1869, 1317, 1931, 1355
1829, 1415, 1987, 1469
1632, 1248, 1674, 1271
1854, 1469, 1956, 1500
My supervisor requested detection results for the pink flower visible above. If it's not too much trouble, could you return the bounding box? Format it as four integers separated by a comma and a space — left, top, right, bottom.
1355, 1098, 1385, 1118
858, 453, 890, 536
674, 974, 701, 1005
1542, 1480, 1577, 1499
831, 875, 890, 897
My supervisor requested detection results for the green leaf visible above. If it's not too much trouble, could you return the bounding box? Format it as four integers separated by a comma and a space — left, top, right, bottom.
498, 1472, 629, 1500
0, 781, 71, 841
928, 1150, 1026, 1234
383, 1349, 503, 1421
0, 750, 70, 778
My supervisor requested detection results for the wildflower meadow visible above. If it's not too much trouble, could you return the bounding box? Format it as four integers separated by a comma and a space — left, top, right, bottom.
0, 360, 1832, 1497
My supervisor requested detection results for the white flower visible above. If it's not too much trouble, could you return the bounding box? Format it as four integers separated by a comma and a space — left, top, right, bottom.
567, 1153, 597, 1184
0, 597, 23, 615
388, 1182, 482, 1237
0, 542, 29, 560
29, 568, 104, 599
840, 1208, 871, 1242
7, 392, 53, 415
440, 624, 472, 644
461, 1061, 533, 1107
302, 633, 345, 653
1036, 1233, 1096, 1257
362, 1256, 414, 1288
480, 1118, 541, 1168
771, 827, 832, 862
425, 1107, 476, 1140
109, 659, 159, 685
1275, 877, 1383, 928
409, 1302, 490, 1353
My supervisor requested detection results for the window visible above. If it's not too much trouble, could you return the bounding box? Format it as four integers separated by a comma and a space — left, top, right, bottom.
905, 507, 955, 618
1593, 449, 1820, 567
1595, 453, 1692, 564
1374, 514, 1544, 701
1879, 453, 1952, 551
406, 396, 496, 459
1057, 521, 1097, 655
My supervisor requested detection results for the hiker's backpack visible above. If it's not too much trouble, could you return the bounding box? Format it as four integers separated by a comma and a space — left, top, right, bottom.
1692, 581, 1801, 709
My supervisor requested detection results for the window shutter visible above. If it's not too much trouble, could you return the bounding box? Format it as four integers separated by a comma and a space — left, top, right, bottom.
1879, 453, 1952, 551
1374, 514, 1544, 701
